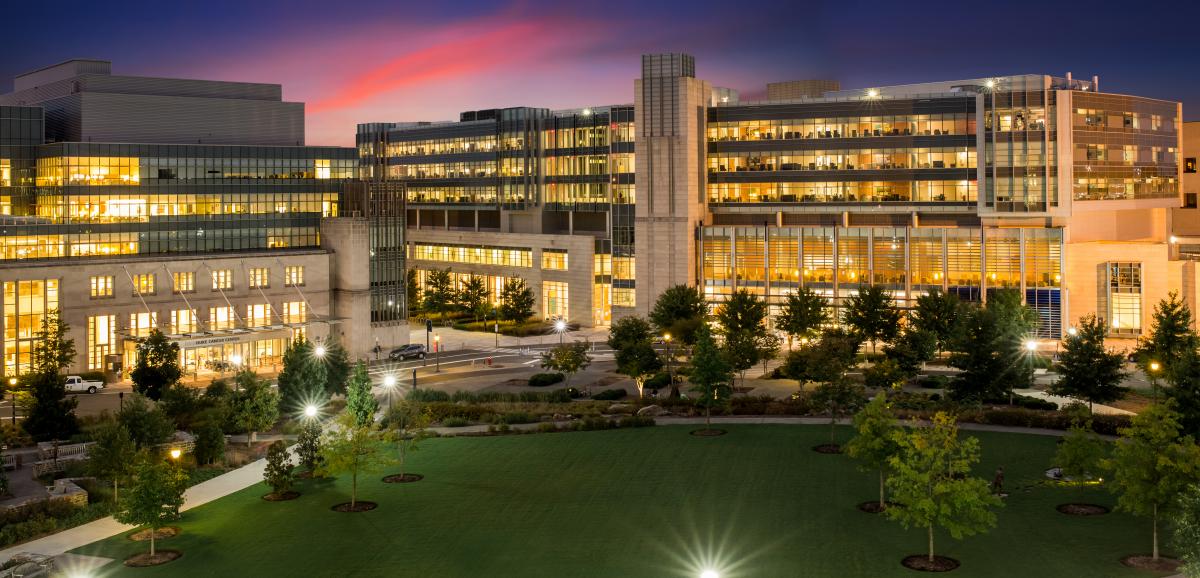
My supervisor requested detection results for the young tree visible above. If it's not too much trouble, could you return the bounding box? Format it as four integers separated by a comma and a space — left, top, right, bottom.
1174, 484, 1200, 578
946, 289, 1038, 403
1166, 346, 1200, 438
277, 338, 327, 414
615, 342, 662, 398
262, 440, 295, 498
116, 394, 175, 449
115, 454, 188, 559
384, 400, 432, 480
886, 412, 1002, 565
1053, 411, 1109, 487
30, 309, 75, 374
607, 315, 655, 350
846, 393, 901, 511
782, 328, 861, 384
321, 333, 352, 397
227, 371, 279, 446
1135, 291, 1199, 377
131, 330, 182, 401
863, 358, 908, 391
296, 420, 322, 475
715, 289, 767, 337
688, 326, 733, 431
540, 342, 592, 388
405, 268, 422, 314
910, 289, 964, 354
722, 331, 760, 388
344, 361, 378, 428
811, 380, 867, 448
193, 419, 226, 466
498, 278, 535, 323
883, 327, 938, 377
842, 285, 902, 353
1052, 313, 1127, 411
649, 284, 707, 345
1104, 401, 1200, 561
459, 275, 491, 323
776, 288, 828, 348
755, 332, 783, 378
317, 412, 393, 510
422, 267, 456, 319
20, 371, 79, 442
88, 421, 137, 502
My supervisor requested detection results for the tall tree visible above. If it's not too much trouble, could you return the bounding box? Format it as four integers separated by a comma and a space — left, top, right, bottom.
715, 289, 767, 337
131, 330, 182, 401
1167, 347, 1200, 438
540, 342, 592, 389
1135, 291, 1199, 377
277, 338, 327, 415
614, 342, 662, 398
842, 285, 902, 353
1104, 401, 1200, 561
846, 393, 901, 511
344, 361, 378, 428
227, 371, 280, 446
1174, 484, 1200, 578
318, 412, 392, 510
883, 327, 937, 377
422, 268, 456, 319
263, 440, 295, 498
910, 289, 964, 354
20, 371, 79, 442
688, 325, 733, 431
776, 288, 828, 348
115, 454, 188, 559
459, 275, 491, 323
88, 421, 137, 502
946, 289, 1038, 402
31, 309, 75, 374
498, 278, 535, 323
116, 394, 174, 449
405, 268, 422, 314
1052, 313, 1127, 411
782, 328, 861, 384
649, 284, 707, 345
321, 333, 352, 397
886, 412, 1002, 565
607, 316, 655, 351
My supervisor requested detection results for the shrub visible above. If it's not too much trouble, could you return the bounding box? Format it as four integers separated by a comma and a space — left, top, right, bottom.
917, 375, 950, 389
407, 389, 451, 402
536, 422, 559, 433
0, 500, 114, 549
643, 372, 671, 390
497, 412, 537, 425
441, 416, 470, 427
571, 416, 616, 431
618, 415, 656, 428
528, 373, 565, 387
1009, 395, 1058, 411
591, 389, 627, 401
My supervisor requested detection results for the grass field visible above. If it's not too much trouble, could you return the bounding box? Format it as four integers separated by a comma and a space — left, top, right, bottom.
72, 425, 1173, 577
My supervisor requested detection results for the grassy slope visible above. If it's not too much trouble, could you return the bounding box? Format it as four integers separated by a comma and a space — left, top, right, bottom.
72, 425, 1171, 577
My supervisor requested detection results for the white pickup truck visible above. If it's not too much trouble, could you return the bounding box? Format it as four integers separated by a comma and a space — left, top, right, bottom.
63, 375, 104, 394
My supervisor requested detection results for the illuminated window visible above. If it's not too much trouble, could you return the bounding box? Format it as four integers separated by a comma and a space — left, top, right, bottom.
612, 288, 635, 307
129, 312, 157, 338
131, 274, 155, 296
0, 159, 10, 186
172, 271, 195, 294
170, 309, 197, 334
249, 268, 270, 289
1107, 262, 1141, 336
410, 243, 532, 268
542, 249, 568, 271
281, 301, 307, 324
315, 160, 331, 179
90, 275, 114, 298
209, 306, 236, 331
246, 303, 272, 327
3, 279, 59, 376
285, 266, 304, 287
542, 281, 568, 320
87, 314, 116, 370
211, 269, 233, 291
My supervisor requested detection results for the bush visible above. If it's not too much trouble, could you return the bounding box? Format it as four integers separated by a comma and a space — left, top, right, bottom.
917, 375, 950, 389
643, 372, 671, 391
407, 389, 451, 402
528, 373, 565, 387
441, 416, 470, 427
1009, 395, 1058, 411
76, 371, 109, 385
497, 412, 537, 425
570, 416, 616, 431
617, 415, 656, 428
0, 500, 114, 549
591, 389, 627, 401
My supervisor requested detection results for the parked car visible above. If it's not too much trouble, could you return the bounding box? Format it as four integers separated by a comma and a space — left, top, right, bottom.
64, 375, 105, 394
389, 344, 427, 360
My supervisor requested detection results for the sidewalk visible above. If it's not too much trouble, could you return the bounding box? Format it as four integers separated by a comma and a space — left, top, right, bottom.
410, 325, 610, 352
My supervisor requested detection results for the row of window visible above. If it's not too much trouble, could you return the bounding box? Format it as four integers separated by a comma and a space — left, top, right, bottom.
0, 228, 320, 261
88, 266, 305, 298
708, 180, 977, 204
34, 157, 353, 186
5, 192, 340, 224
708, 148, 975, 173
707, 114, 975, 142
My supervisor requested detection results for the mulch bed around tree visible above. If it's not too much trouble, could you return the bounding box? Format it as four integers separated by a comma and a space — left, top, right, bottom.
127, 527, 180, 542
383, 473, 424, 484
262, 491, 301, 501
1056, 503, 1109, 516
124, 550, 182, 567
812, 443, 842, 454
901, 555, 960, 572
1119, 555, 1181, 572
331, 501, 378, 513
857, 501, 896, 514
689, 428, 727, 437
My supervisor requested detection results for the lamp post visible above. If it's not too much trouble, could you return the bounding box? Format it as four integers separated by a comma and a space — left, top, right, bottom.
303, 404, 318, 419
434, 334, 441, 373
8, 377, 16, 424
1149, 361, 1161, 401
169, 448, 182, 461
554, 319, 567, 345
663, 333, 674, 395
383, 375, 397, 411
314, 345, 326, 358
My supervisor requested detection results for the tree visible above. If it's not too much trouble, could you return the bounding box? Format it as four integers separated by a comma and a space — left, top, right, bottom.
459, 275, 491, 323
30, 309, 75, 374
296, 420, 322, 475
158, 384, 207, 431
722, 331, 759, 388
498, 278, 535, 323
886, 412, 1002, 564
88, 421, 137, 502
946, 289, 1038, 403
1135, 291, 1199, 377
1052, 313, 1127, 411
755, 332, 783, 378
405, 268, 422, 313
608, 315, 655, 351
20, 371, 78, 442
227, 371, 279, 446
263, 440, 295, 498
1104, 401, 1200, 561
615, 342, 662, 398
130, 330, 182, 402
811, 380, 867, 447
277, 338, 327, 415
842, 285, 901, 353
1053, 410, 1108, 487
193, 419, 226, 466
863, 358, 908, 391
782, 328, 860, 384
117, 394, 175, 449
776, 288, 828, 348
317, 412, 393, 509
688, 326, 733, 431
321, 333, 352, 397
910, 289, 964, 354
1166, 346, 1200, 438
1174, 484, 1200, 578
649, 284, 707, 345
540, 342, 591, 389
846, 393, 901, 510
422, 267, 456, 319
715, 289, 767, 337
384, 400, 432, 480
115, 454, 188, 559
344, 361, 378, 428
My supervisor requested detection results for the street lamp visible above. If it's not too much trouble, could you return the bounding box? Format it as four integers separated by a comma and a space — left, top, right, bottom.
314, 345, 326, 358
303, 404, 318, 419
1024, 340, 1037, 352
1066, 326, 1078, 337
701, 570, 720, 578
554, 319, 567, 345
169, 448, 182, 460
1149, 361, 1162, 400
383, 375, 397, 411
663, 333, 674, 395
229, 353, 242, 367
434, 334, 441, 373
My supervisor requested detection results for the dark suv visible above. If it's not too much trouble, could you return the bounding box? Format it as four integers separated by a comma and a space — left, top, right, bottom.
389, 344, 427, 360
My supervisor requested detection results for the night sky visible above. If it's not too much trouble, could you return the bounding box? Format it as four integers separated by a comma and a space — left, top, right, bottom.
3, 0, 1197, 146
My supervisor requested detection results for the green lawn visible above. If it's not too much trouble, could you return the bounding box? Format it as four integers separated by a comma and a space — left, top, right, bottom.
73, 425, 1172, 577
